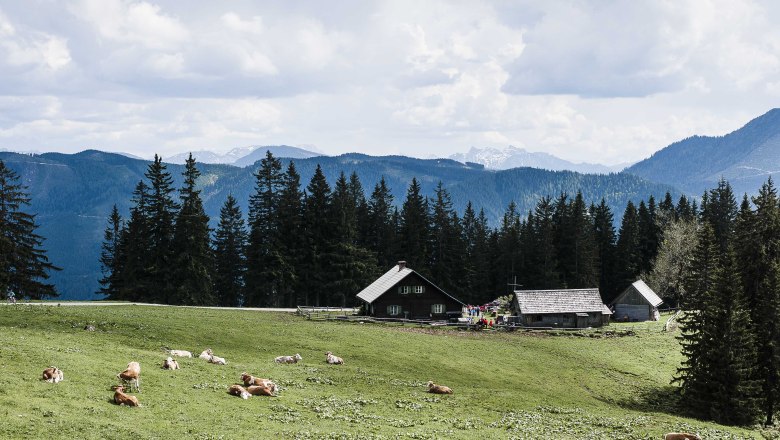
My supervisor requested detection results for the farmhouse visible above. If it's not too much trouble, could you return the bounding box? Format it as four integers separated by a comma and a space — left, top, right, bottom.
611, 279, 663, 321
356, 261, 463, 320
512, 288, 611, 328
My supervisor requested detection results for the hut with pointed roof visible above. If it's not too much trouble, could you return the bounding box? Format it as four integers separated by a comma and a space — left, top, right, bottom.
356, 261, 463, 320
611, 280, 663, 321
512, 288, 611, 328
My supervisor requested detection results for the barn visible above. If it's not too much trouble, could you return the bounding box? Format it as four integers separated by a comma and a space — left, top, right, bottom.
611, 279, 663, 321
512, 288, 611, 328
356, 261, 463, 320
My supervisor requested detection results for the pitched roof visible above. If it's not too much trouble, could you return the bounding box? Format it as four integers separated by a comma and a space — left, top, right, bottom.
602, 304, 613, 315
356, 264, 463, 305
513, 288, 605, 314
628, 280, 663, 307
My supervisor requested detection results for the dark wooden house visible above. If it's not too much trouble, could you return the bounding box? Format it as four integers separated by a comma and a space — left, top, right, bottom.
611, 280, 663, 321
356, 261, 463, 320
512, 288, 611, 328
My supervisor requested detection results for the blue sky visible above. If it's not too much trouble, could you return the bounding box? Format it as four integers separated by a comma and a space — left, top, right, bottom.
0, 0, 779, 165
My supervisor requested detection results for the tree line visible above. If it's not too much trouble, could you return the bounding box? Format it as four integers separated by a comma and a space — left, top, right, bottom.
99, 151, 699, 308
666, 178, 780, 426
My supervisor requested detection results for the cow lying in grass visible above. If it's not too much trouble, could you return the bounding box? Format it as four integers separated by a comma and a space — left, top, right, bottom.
427, 381, 453, 394
113, 385, 140, 407
325, 351, 343, 365
198, 349, 212, 360
208, 354, 227, 365
168, 349, 192, 358
240, 372, 276, 394
162, 357, 180, 370
117, 361, 141, 392
42, 366, 64, 383
274, 354, 302, 364
228, 384, 251, 400
664, 434, 702, 440
247, 384, 276, 397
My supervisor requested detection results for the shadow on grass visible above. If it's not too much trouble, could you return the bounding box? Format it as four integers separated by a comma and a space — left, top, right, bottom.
599, 384, 697, 419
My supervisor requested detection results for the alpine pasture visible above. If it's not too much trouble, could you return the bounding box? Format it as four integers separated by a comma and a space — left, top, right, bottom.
0, 305, 760, 439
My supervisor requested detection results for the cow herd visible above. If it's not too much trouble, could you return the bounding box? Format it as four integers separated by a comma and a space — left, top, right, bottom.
39, 349, 454, 408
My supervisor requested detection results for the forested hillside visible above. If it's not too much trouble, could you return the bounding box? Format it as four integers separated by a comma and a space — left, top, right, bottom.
0, 150, 676, 299
627, 108, 780, 196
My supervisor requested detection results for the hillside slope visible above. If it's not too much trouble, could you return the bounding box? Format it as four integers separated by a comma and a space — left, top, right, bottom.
0, 150, 676, 299
0, 305, 758, 439
626, 108, 780, 195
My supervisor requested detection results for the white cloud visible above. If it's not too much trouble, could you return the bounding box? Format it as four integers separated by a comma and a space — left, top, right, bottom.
0, 0, 777, 167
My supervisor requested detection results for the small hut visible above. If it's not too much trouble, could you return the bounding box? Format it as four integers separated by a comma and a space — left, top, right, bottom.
512, 288, 610, 328
611, 280, 663, 321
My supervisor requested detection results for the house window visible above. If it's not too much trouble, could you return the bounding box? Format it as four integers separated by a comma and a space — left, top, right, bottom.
398, 286, 411, 294
431, 304, 445, 314
387, 305, 401, 316
414, 285, 425, 294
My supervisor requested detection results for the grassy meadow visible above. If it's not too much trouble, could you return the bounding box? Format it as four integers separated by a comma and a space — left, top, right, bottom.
0, 304, 766, 439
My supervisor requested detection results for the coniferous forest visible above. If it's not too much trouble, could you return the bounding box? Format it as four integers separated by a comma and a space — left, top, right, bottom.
99, 151, 700, 308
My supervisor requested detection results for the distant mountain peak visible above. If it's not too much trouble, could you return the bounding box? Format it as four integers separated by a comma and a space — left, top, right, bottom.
450, 145, 628, 173
164, 145, 322, 166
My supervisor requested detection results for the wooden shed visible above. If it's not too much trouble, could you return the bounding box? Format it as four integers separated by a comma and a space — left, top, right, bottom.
356, 261, 463, 320
611, 280, 663, 322
512, 288, 610, 328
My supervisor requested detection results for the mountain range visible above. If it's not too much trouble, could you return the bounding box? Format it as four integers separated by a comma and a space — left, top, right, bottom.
164, 145, 321, 166
450, 146, 630, 173
0, 150, 675, 300
626, 108, 780, 196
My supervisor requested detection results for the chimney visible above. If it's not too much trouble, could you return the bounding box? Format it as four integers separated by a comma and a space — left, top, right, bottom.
398, 261, 407, 271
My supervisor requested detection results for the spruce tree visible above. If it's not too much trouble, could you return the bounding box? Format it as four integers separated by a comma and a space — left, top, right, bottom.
118, 181, 152, 301
497, 201, 523, 292
327, 172, 377, 306
398, 178, 431, 274
301, 165, 333, 306
98, 205, 123, 298
366, 177, 396, 268
529, 197, 560, 289
0, 160, 59, 299
144, 155, 179, 303
614, 201, 642, 300
213, 195, 247, 307
171, 154, 214, 305
276, 162, 305, 307
429, 182, 464, 297
592, 199, 617, 300
245, 151, 283, 306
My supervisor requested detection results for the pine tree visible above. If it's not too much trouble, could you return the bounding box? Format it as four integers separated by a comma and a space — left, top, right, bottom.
0, 160, 59, 299
614, 201, 642, 300
592, 199, 617, 300
560, 192, 597, 288
213, 195, 247, 307
276, 162, 305, 307
118, 181, 152, 301
144, 155, 179, 303
171, 154, 214, 305
398, 178, 430, 274
245, 151, 283, 306
327, 172, 377, 306
429, 182, 464, 297
301, 165, 333, 306
740, 178, 780, 425
366, 177, 396, 268
496, 201, 523, 292
98, 205, 123, 298
701, 178, 738, 252
528, 197, 560, 289
637, 197, 661, 274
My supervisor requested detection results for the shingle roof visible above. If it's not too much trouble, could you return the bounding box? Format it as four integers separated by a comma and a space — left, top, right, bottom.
356, 264, 413, 303
355, 264, 464, 305
602, 304, 613, 315
513, 289, 605, 314
630, 280, 663, 307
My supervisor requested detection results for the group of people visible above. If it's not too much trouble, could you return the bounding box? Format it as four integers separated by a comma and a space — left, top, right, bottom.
465, 304, 496, 327
5, 289, 15, 304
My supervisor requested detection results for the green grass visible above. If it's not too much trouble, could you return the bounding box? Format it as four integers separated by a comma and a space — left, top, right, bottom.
0, 305, 765, 439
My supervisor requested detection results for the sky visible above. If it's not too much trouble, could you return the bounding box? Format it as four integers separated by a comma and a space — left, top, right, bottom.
0, 0, 779, 165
